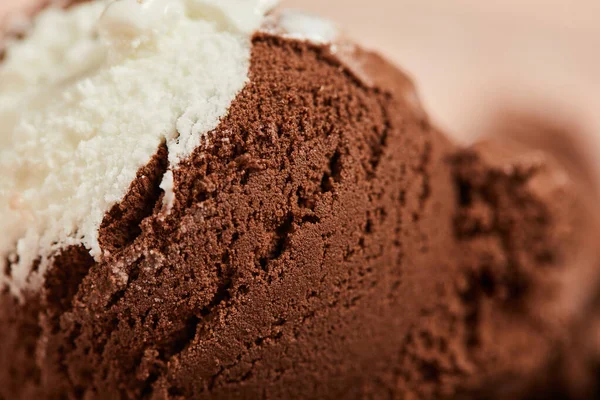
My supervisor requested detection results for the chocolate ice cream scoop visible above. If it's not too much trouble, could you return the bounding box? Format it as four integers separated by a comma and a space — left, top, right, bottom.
0, 1, 598, 399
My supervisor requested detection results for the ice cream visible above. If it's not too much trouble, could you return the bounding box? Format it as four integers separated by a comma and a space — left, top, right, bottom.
0, 1, 598, 399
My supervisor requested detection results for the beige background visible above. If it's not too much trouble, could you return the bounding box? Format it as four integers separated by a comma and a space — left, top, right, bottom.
283, 0, 600, 144
2, 1, 600, 149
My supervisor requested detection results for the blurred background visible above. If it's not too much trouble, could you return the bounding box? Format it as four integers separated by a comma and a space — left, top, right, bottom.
283, 0, 600, 146
2, 0, 599, 167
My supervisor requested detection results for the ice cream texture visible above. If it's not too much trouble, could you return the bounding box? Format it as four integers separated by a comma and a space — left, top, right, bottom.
0, 1, 598, 399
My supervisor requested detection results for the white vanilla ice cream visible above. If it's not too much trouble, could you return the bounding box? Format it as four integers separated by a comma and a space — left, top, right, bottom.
0, 0, 338, 300
0, 0, 279, 298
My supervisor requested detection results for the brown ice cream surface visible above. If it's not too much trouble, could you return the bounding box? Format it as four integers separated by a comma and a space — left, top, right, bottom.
1, 11, 599, 400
